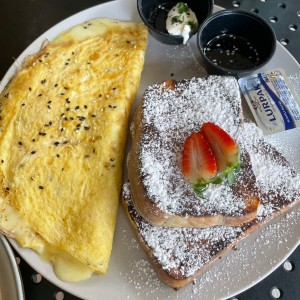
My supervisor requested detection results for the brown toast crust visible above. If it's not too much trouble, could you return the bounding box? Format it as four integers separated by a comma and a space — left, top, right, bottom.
128, 77, 260, 228
124, 76, 300, 289
122, 176, 299, 289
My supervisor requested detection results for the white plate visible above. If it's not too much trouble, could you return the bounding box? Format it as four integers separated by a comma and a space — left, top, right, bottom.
1, 1, 300, 299
0, 235, 24, 300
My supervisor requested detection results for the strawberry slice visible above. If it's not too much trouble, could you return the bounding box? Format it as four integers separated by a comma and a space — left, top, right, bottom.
201, 122, 239, 172
182, 131, 217, 184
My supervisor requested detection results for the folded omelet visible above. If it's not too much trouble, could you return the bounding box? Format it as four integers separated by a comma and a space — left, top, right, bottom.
0, 18, 148, 281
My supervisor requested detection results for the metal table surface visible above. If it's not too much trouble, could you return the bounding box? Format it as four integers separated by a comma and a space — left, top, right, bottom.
0, 0, 299, 299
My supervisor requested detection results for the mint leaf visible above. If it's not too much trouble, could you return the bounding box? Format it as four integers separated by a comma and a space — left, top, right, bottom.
193, 182, 208, 198
171, 16, 183, 24
192, 153, 243, 198
235, 161, 241, 173
227, 171, 236, 185
211, 176, 222, 184
178, 2, 189, 14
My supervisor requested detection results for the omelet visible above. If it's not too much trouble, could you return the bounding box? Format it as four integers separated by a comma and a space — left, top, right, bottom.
0, 18, 148, 281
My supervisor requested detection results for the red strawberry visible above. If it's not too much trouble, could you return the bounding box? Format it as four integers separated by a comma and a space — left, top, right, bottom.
182, 131, 217, 184
201, 122, 239, 172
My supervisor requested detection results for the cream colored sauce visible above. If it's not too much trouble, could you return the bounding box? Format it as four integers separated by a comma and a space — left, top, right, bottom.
166, 3, 198, 44
53, 18, 128, 43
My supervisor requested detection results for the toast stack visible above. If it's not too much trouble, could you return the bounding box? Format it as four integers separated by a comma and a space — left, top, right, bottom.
122, 76, 300, 289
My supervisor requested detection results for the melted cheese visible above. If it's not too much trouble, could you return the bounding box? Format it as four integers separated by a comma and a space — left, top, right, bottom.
0, 196, 93, 281
53, 18, 122, 43
0, 18, 148, 282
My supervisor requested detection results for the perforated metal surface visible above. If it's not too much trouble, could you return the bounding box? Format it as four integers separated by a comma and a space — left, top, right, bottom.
210, 4, 300, 299
13, 245, 300, 300
228, 247, 300, 300
215, 0, 300, 63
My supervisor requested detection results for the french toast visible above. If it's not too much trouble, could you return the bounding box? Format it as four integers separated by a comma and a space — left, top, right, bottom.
127, 77, 260, 227
122, 121, 300, 289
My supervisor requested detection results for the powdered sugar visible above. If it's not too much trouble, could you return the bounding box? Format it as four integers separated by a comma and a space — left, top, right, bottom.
235, 122, 300, 218
142, 77, 241, 135
122, 175, 299, 286
190, 208, 300, 298
137, 77, 300, 218
202, 183, 243, 214
139, 76, 246, 216
123, 75, 300, 286
237, 123, 300, 195
122, 258, 162, 294
251, 152, 300, 197
123, 181, 244, 279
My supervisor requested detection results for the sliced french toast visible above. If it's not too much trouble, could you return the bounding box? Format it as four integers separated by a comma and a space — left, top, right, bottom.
122, 121, 300, 288
127, 76, 260, 227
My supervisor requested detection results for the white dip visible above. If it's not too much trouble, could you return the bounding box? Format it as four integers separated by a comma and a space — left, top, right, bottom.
166, 2, 198, 44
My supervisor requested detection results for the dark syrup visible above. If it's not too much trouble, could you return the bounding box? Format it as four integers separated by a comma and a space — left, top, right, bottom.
204, 34, 262, 70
